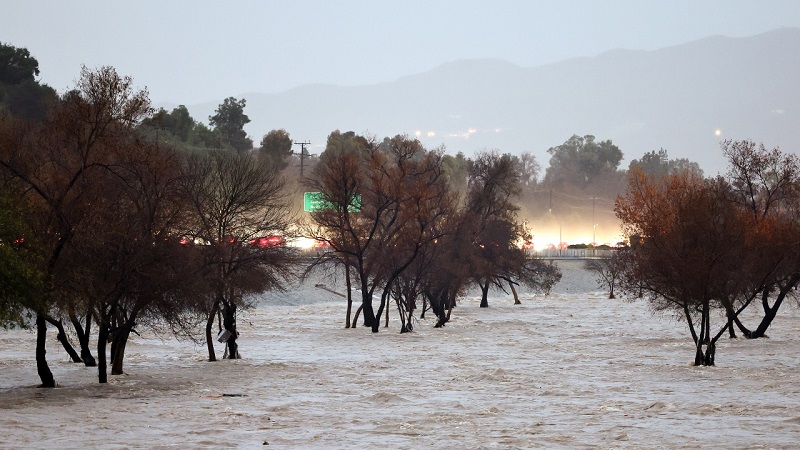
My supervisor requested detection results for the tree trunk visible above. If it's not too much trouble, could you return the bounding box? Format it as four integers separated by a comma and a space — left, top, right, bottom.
436, 290, 456, 327
704, 301, 711, 345
36, 314, 56, 388
749, 279, 796, 338
405, 298, 414, 333
727, 318, 737, 338
683, 304, 698, 344
361, 283, 376, 328
206, 301, 219, 361
97, 322, 109, 384
429, 295, 441, 326
352, 304, 363, 328
372, 292, 388, 333
45, 315, 82, 363
345, 265, 353, 328
223, 302, 238, 359
704, 342, 716, 366
693, 344, 704, 366
111, 315, 135, 375
384, 296, 390, 328
724, 304, 737, 338
749, 306, 779, 339
479, 281, 490, 308
398, 298, 409, 333
509, 281, 520, 305
111, 329, 130, 375
693, 304, 705, 366
693, 301, 715, 366
734, 276, 799, 339
70, 310, 96, 366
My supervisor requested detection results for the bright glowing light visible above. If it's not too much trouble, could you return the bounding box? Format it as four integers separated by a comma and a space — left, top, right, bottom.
427, 131, 436, 137
525, 226, 624, 251
291, 236, 316, 249
715, 129, 722, 136
414, 130, 421, 137
449, 128, 479, 139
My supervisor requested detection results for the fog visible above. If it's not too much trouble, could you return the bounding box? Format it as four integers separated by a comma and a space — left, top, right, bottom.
520, 190, 623, 248
228, 29, 800, 177
523, 214, 623, 249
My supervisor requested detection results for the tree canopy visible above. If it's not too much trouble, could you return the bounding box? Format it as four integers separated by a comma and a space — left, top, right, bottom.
543, 134, 623, 189
0, 43, 39, 84
628, 148, 704, 180
258, 128, 293, 170
209, 97, 253, 152
616, 141, 800, 365
0, 43, 56, 121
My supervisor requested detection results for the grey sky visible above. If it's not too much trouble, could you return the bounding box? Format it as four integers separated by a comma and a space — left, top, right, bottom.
5, 0, 800, 105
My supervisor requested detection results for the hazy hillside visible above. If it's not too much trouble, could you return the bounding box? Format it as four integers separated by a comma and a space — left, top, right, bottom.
185, 28, 800, 174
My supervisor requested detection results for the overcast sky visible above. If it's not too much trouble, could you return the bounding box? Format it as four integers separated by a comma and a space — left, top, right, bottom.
5, 0, 800, 105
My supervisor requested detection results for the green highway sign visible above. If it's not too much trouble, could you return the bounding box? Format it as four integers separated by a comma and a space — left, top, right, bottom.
348, 194, 362, 212
303, 192, 327, 212
304, 192, 361, 212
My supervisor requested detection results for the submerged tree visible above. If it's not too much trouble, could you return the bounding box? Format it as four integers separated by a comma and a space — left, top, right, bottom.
60, 135, 205, 379
463, 151, 560, 307
180, 150, 299, 360
585, 249, 627, 299
306, 133, 455, 332
417, 221, 473, 328
367, 137, 453, 333
616, 168, 759, 365
720, 139, 800, 339
0, 65, 152, 385
617, 139, 800, 365
302, 131, 368, 328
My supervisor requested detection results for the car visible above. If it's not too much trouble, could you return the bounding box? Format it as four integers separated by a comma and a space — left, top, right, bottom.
249, 235, 282, 247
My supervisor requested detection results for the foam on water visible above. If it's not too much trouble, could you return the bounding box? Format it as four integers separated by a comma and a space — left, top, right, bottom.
1, 260, 799, 448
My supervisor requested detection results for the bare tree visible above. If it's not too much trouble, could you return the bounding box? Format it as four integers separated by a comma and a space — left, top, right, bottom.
720, 140, 800, 339
306, 133, 454, 332
180, 150, 299, 360
369, 138, 453, 333
585, 250, 626, 299
463, 151, 559, 307
302, 131, 369, 327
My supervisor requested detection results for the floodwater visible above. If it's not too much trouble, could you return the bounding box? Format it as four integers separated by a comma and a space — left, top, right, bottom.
1, 261, 799, 448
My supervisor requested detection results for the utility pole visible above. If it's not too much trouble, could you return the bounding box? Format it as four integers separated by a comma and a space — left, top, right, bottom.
293, 141, 311, 177
589, 196, 597, 255
591, 196, 596, 244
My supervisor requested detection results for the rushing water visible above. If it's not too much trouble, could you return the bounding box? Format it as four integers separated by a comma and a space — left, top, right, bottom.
1, 261, 799, 448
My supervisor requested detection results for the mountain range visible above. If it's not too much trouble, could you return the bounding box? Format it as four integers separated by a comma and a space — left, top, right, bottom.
182, 28, 800, 175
